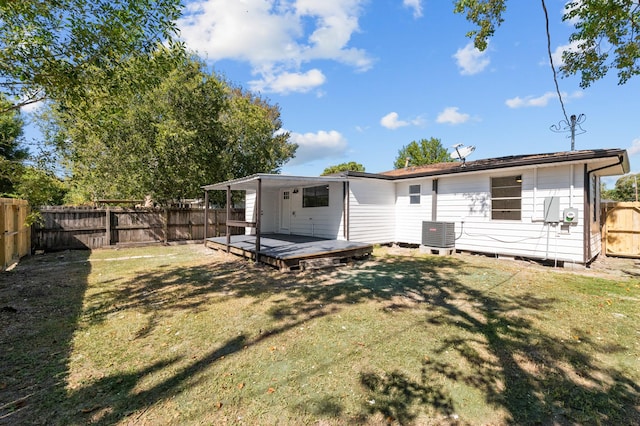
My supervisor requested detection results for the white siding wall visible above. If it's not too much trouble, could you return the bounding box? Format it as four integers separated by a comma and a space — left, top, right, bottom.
246, 184, 344, 238
348, 179, 396, 243
423, 164, 588, 263
286, 182, 344, 239
245, 190, 256, 235
245, 161, 598, 264
396, 166, 589, 263
395, 179, 433, 244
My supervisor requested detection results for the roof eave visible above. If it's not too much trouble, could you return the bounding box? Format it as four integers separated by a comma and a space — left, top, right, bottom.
372, 149, 630, 180
202, 173, 348, 191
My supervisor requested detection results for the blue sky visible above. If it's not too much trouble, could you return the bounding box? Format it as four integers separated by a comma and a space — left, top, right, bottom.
17, 0, 637, 187
175, 0, 639, 185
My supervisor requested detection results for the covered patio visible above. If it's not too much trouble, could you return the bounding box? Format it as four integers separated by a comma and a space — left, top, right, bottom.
202, 174, 373, 271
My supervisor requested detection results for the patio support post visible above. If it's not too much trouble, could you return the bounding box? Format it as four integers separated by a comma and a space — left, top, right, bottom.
255, 178, 262, 262
226, 185, 231, 252
583, 164, 590, 263
203, 190, 209, 242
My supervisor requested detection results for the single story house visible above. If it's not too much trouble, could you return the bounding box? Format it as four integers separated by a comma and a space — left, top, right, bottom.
203, 148, 629, 266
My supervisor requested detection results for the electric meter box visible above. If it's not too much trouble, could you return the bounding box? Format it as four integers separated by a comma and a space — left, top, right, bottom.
543, 197, 560, 223
563, 208, 579, 224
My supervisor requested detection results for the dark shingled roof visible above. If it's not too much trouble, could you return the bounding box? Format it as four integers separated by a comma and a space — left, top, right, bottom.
343, 149, 629, 180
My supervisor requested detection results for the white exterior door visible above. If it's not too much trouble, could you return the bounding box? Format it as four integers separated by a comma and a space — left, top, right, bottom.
280, 189, 291, 233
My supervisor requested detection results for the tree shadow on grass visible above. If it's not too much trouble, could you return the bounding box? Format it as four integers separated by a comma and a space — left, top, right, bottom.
6, 249, 638, 425
345, 256, 640, 425
0, 250, 92, 425
359, 362, 456, 425
70, 253, 640, 424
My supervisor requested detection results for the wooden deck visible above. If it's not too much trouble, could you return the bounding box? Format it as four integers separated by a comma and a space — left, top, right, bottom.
205, 233, 373, 271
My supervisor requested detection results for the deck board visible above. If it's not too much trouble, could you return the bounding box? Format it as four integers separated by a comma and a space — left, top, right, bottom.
205, 233, 373, 270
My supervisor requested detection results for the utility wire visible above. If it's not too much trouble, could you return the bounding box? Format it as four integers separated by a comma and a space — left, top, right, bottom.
541, 0, 569, 124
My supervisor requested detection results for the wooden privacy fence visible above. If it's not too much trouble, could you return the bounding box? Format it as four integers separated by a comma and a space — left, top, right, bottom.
1, 198, 30, 271
601, 201, 640, 258
33, 207, 245, 251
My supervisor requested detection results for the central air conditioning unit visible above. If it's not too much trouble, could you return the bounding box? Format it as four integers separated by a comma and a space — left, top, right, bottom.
422, 221, 455, 248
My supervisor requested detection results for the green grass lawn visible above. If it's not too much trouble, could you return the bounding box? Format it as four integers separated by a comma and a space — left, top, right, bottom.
1, 245, 638, 425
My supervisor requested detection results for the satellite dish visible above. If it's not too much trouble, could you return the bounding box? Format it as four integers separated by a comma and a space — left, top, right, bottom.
450, 144, 476, 166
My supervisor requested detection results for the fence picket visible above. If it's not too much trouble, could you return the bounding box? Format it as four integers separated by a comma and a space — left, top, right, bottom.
32, 207, 245, 251
1, 198, 31, 270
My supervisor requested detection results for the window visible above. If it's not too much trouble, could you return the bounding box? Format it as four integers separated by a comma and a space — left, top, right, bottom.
409, 184, 421, 204
303, 185, 329, 207
491, 176, 522, 220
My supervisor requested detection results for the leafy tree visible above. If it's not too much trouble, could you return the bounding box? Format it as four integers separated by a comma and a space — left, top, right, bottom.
454, 0, 640, 87
15, 167, 67, 207
393, 138, 452, 169
0, 94, 27, 194
48, 53, 296, 204
0, 0, 183, 112
606, 173, 640, 202
321, 162, 365, 175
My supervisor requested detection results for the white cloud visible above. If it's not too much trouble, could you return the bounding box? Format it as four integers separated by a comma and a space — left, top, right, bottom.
436, 107, 470, 125
403, 0, 423, 18
543, 40, 583, 68
286, 130, 348, 165
505, 91, 583, 108
380, 112, 424, 129
178, 0, 373, 94
453, 42, 490, 75
249, 69, 326, 94
380, 112, 408, 129
628, 138, 640, 156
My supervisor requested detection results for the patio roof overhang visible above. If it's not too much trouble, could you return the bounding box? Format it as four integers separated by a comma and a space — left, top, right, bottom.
202, 173, 347, 191
202, 174, 350, 259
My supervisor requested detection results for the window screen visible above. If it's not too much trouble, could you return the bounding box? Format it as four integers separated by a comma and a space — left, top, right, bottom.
491, 176, 522, 220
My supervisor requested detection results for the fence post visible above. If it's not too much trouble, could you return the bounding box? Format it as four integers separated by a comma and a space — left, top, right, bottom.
17, 202, 29, 258
104, 207, 111, 247
163, 208, 169, 244
0, 201, 6, 269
